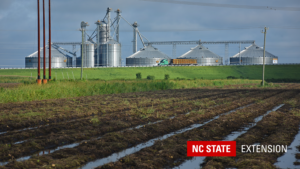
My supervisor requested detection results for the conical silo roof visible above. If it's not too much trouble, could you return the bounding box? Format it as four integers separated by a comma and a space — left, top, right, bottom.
178, 44, 221, 59
127, 45, 171, 59
26, 46, 69, 58
232, 43, 278, 58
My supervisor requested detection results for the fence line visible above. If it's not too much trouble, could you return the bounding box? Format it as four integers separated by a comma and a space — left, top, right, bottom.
0, 63, 299, 70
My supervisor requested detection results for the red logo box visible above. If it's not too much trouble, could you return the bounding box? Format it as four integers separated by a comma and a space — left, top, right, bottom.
187, 141, 236, 157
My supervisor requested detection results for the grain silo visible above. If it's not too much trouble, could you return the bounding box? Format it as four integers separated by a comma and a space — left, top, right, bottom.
77, 41, 95, 67
126, 45, 171, 66
25, 46, 72, 68
100, 39, 121, 67
230, 43, 278, 65
177, 44, 223, 65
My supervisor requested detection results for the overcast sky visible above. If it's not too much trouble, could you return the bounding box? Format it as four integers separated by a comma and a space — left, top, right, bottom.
0, 0, 299, 68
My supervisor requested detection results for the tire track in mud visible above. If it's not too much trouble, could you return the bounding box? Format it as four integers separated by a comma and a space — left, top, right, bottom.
0, 89, 235, 133
2, 91, 279, 168
93, 90, 296, 169
0, 90, 254, 163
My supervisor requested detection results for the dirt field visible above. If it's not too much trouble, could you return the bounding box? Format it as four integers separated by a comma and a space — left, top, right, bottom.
0, 84, 300, 169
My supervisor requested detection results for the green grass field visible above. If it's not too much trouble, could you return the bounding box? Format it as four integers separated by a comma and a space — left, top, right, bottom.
0, 65, 299, 81
0, 79, 264, 103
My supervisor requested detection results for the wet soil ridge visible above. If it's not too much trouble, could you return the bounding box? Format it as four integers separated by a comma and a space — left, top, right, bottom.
176, 103, 285, 169
0, 89, 239, 133
0, 90, 248, 144
93, 91, 296, 169
0, 91, 254, 163
201, 93, 300, 169
291, 101, 300, 167
0, 90, 257, 164
1, 90, 276, 168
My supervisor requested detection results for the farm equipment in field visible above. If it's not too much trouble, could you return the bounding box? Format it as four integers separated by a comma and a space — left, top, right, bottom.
158, 59, 197, 66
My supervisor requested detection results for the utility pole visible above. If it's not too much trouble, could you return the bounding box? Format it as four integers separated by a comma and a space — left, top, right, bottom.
48, 0, 51, 81
239, 42, 241, 65
42, 0, 47, 84
262, 27, 268, 86
37, 0, 41, 84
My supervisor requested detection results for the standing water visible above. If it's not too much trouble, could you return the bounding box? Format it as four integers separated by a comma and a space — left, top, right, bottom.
79, 104, 252, 169
274, 126, 300, 168
174, 104, 284, 169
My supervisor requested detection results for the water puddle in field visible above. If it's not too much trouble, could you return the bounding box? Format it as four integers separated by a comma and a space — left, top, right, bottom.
79, 104, 252, 169
14, 140, 27, 145
3, 114, 183, 165
175, 104, 284, 169
0, 131, 7, 135
274, 125, 300, 169
0, 125, 50, 136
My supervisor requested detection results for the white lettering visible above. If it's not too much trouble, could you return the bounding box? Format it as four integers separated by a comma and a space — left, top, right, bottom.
246, 145, 251, 152
282, 145, 287, 153
261, 145, 267, 153
207, 145, 211, 153
216, 145, 222, 152
221, 145, 226, 152
199, 145, 204, 153
268, 145, 272, 153
276, 145, 280, 153
211, 145, 216, 152
256, 145, 260, 153
227, 145, 231, 153
192, 145, 198, 152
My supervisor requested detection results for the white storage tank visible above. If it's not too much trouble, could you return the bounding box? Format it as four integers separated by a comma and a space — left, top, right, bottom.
230, 43, 278, 65
126, 45, 171, 66
177, 44, 223, 65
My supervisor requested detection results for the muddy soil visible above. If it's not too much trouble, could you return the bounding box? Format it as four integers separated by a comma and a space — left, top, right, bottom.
0, 90, 253, 144
202, 94, 300, 169
0, 90, 255, 162
0, 89, 237, 132
3, 90, 283, 169
94, 91, 296, 169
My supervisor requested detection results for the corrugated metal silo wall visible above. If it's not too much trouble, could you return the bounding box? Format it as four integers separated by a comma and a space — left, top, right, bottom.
230, 57, 276, 65
25, 57, 68, 68
197, 58, 223, 66
85, 43, 94, 68
126, 58, 170, 66
101, 43, 121, 67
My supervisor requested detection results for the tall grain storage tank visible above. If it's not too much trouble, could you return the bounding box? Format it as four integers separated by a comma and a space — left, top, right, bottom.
95, 20, 108, 67
126, 45, 171, 66
177, 45, 223, 65
100, 39, 121, 67
230, 43, 278, 65
25, 46, 70, 68
84, 41, 95, 67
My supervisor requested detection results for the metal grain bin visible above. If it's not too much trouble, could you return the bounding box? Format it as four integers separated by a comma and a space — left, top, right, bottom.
230, 43, 278, 65
126, 45, 171, 66
25, 46, 70, 68
100, 39, 121, 67
177, 45, 223, 66
83, 41, 94, 67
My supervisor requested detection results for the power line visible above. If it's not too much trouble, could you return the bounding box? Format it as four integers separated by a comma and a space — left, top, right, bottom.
141, 0, 300, 11
0, 27, 300, 32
